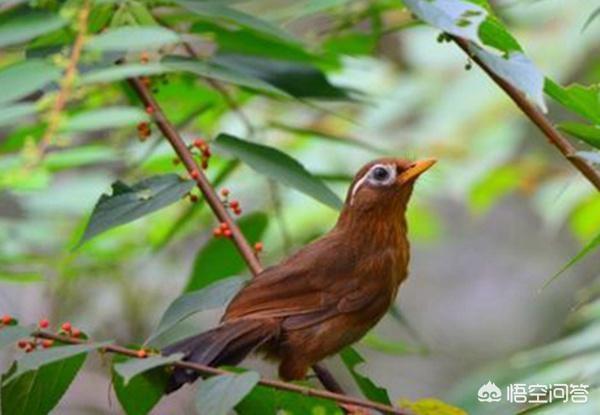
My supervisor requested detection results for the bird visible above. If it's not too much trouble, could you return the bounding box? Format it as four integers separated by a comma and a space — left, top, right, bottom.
163, 157, 436, 392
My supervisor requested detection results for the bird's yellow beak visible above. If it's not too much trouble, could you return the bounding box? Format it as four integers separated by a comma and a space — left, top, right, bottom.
397, 158, 437, 184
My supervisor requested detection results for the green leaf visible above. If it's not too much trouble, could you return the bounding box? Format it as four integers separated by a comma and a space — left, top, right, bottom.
361, 333, 415, 355
582, 6, 600, 32
1, 347, 88, 415
214, 134, 343, 209
237, 383, 343, 415
44, 145, 118, 170
0, 103, 38, 127
80, 63, 172, 84
469, 164, 521, 214
174, 0, 294, 42
185, 213, 267, 292
62, 106, 149, 132
76, 174, 195, 247
544, 81, 600, 124
340, 347, 391, 405
86, 26, 180, 51
215, 54, 349, 99
163, 57, 286, 96
114, 353, 184, 385
0, 11, 67, 48
2, 341, 111, 384
195, 372, 260, 415
473, 49, 547, 112
112, 354, 169, 415
0, 59, 61, 105
147, 277, 247, 344
403, 0, 487, 45
0, 325, 31, 350
0, 272, 43, 284
399, 398, 468, 415
558, 122, 600, 150
543, 231, 600, 288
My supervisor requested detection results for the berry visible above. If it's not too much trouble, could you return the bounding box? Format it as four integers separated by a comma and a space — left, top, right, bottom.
201, 160, 209, 170
145, 105, 155, 115
233, 207, 242, 215
219, 222, 229, 231
190, 170, 200, 180
140, 52, 149, 63
1, 315, 12, 325
189, 194, 199, 203
61, 322, 72, 332
193, 139, 206, 149
24, 344, 34, 353
39, 319, 50, 329
71, 328, 81, 338
229, 200, 239, 209
137, 349, 148, 358
254, 242, 263, 253
202, 147, 211, 157
42, 340, 54, 349
220, 188, 230, 197
223, 229, 232, 238
213, 227, 223, 237
17, 340, 28, 349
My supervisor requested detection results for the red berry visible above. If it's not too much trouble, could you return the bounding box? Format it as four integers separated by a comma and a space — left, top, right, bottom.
17, 340, 28, 349
71, 328, 81, 338
219, 222, 229, 231
39, 318, 50, 329
24, 344, 34, 353
223, 229, 232, 238
233, 207, 242, 215
137, 349, 148, 358
213, 227, 223, 237
220, 188, 230, 197
42, 340, 54, 348
190, 170, 200, 180
61, 322, 72, 332
1, 315, 12, 325
229, 200, 239, 209
145, 105, 154, 115
189, 194, 199, 203
202, 147, 211, 157
254, 242, 263, 253
193, 139, 205, 149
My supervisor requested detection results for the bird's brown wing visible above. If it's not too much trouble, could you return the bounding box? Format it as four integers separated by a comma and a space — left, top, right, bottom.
223, 233, 397, 329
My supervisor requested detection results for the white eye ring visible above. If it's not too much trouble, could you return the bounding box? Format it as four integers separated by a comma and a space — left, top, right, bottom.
350, 163, 396, 204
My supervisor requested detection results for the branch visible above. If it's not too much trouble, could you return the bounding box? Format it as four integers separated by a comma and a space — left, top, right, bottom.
452, 36, 600, 192
125, 74, 348, 402
33, 331, 410, 415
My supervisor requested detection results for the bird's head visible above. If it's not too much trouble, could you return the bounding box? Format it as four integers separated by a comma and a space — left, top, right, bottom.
339, 157, 436, 222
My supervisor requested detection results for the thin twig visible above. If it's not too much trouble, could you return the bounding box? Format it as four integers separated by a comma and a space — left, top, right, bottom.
452, 36, 600, 192
36, 0, 90, 161
32, 331, 409, 415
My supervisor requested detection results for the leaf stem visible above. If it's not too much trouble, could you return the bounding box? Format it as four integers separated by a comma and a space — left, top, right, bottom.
452, 36, 600, 192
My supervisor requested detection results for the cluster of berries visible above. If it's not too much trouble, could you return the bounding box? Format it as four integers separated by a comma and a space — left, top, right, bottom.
15, 320, 81, 353
220, 188, 242, 216
213, 222, 233, 238
193, 138, 211, 170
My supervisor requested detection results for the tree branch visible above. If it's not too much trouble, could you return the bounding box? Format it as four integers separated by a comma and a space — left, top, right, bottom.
452, 36, 600, 192
33, 331, 409, 415
125, 74, 349, 403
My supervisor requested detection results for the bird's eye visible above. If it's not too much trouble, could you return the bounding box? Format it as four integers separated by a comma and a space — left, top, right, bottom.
372, 166, 389, 182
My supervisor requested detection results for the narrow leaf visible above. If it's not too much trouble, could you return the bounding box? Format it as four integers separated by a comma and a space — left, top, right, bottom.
114, 353, 184, 385
0, 11, 67, 48
0, 103, 38, 127
62, 107, 149, 132
403, 0, 487, 46
76, 174, 195, 247
195, 372, 260, 415
147, 277, 247, 344
582, 6, 600, 32
340, 347, 391, 405
214, 134, 342, 209
185, 213, 268, 292
86, 26, 180, 51
0, 59, 61, 105
80, 63, 172, 84
558, 122, 600, 150
543, 231, 600, 289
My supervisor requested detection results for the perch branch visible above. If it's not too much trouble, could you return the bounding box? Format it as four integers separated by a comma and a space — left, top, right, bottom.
452, 36, 600, 192
125, 74, 348, 401
33, 331, 410, 415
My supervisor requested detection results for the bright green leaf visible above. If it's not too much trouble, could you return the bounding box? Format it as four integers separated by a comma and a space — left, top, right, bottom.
114, 353, 184, 385
44, 145, 118, 170
62, 107, 149, 132
470, 165, 521, 214
185, 213, 268, 292
86, 26, 180, 51
340, 347, 391, 405
361, 333, 415, 355
545, 81, 600, 124
399, 398, 468, 415
543, 231, 600, 288
195, 372, 260, 415
147, 277, 247, 344
214, 134, 343, 209
0, 59, 61, 105
0, 272, 43, 284
76, 174, 195, 247
80, 63, 172, 84
0, 11, 67, 48
558, 122, 600, 150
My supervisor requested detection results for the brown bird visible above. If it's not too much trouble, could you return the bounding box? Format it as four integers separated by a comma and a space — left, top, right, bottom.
164, 157, 436, 392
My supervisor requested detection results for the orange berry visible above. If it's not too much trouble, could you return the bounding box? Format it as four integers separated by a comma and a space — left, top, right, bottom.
71, 328, 81, 338
61, 322, 72, 332
140, 52, 149, 63
254, 242, 263, 253
219, 222, 229, 231
193, 139, 205, 149
39, 318, 50, 329
223, 229, 232, 238
137, 349, 148, 358
190, 170, 200, 180
213, 227, 223, 237
42, 340, 54, 348
1, 315, 12, 325
220, 188, 230, 197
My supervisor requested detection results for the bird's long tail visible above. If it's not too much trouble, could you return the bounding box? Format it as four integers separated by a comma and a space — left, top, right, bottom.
162, 318, 279, 393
